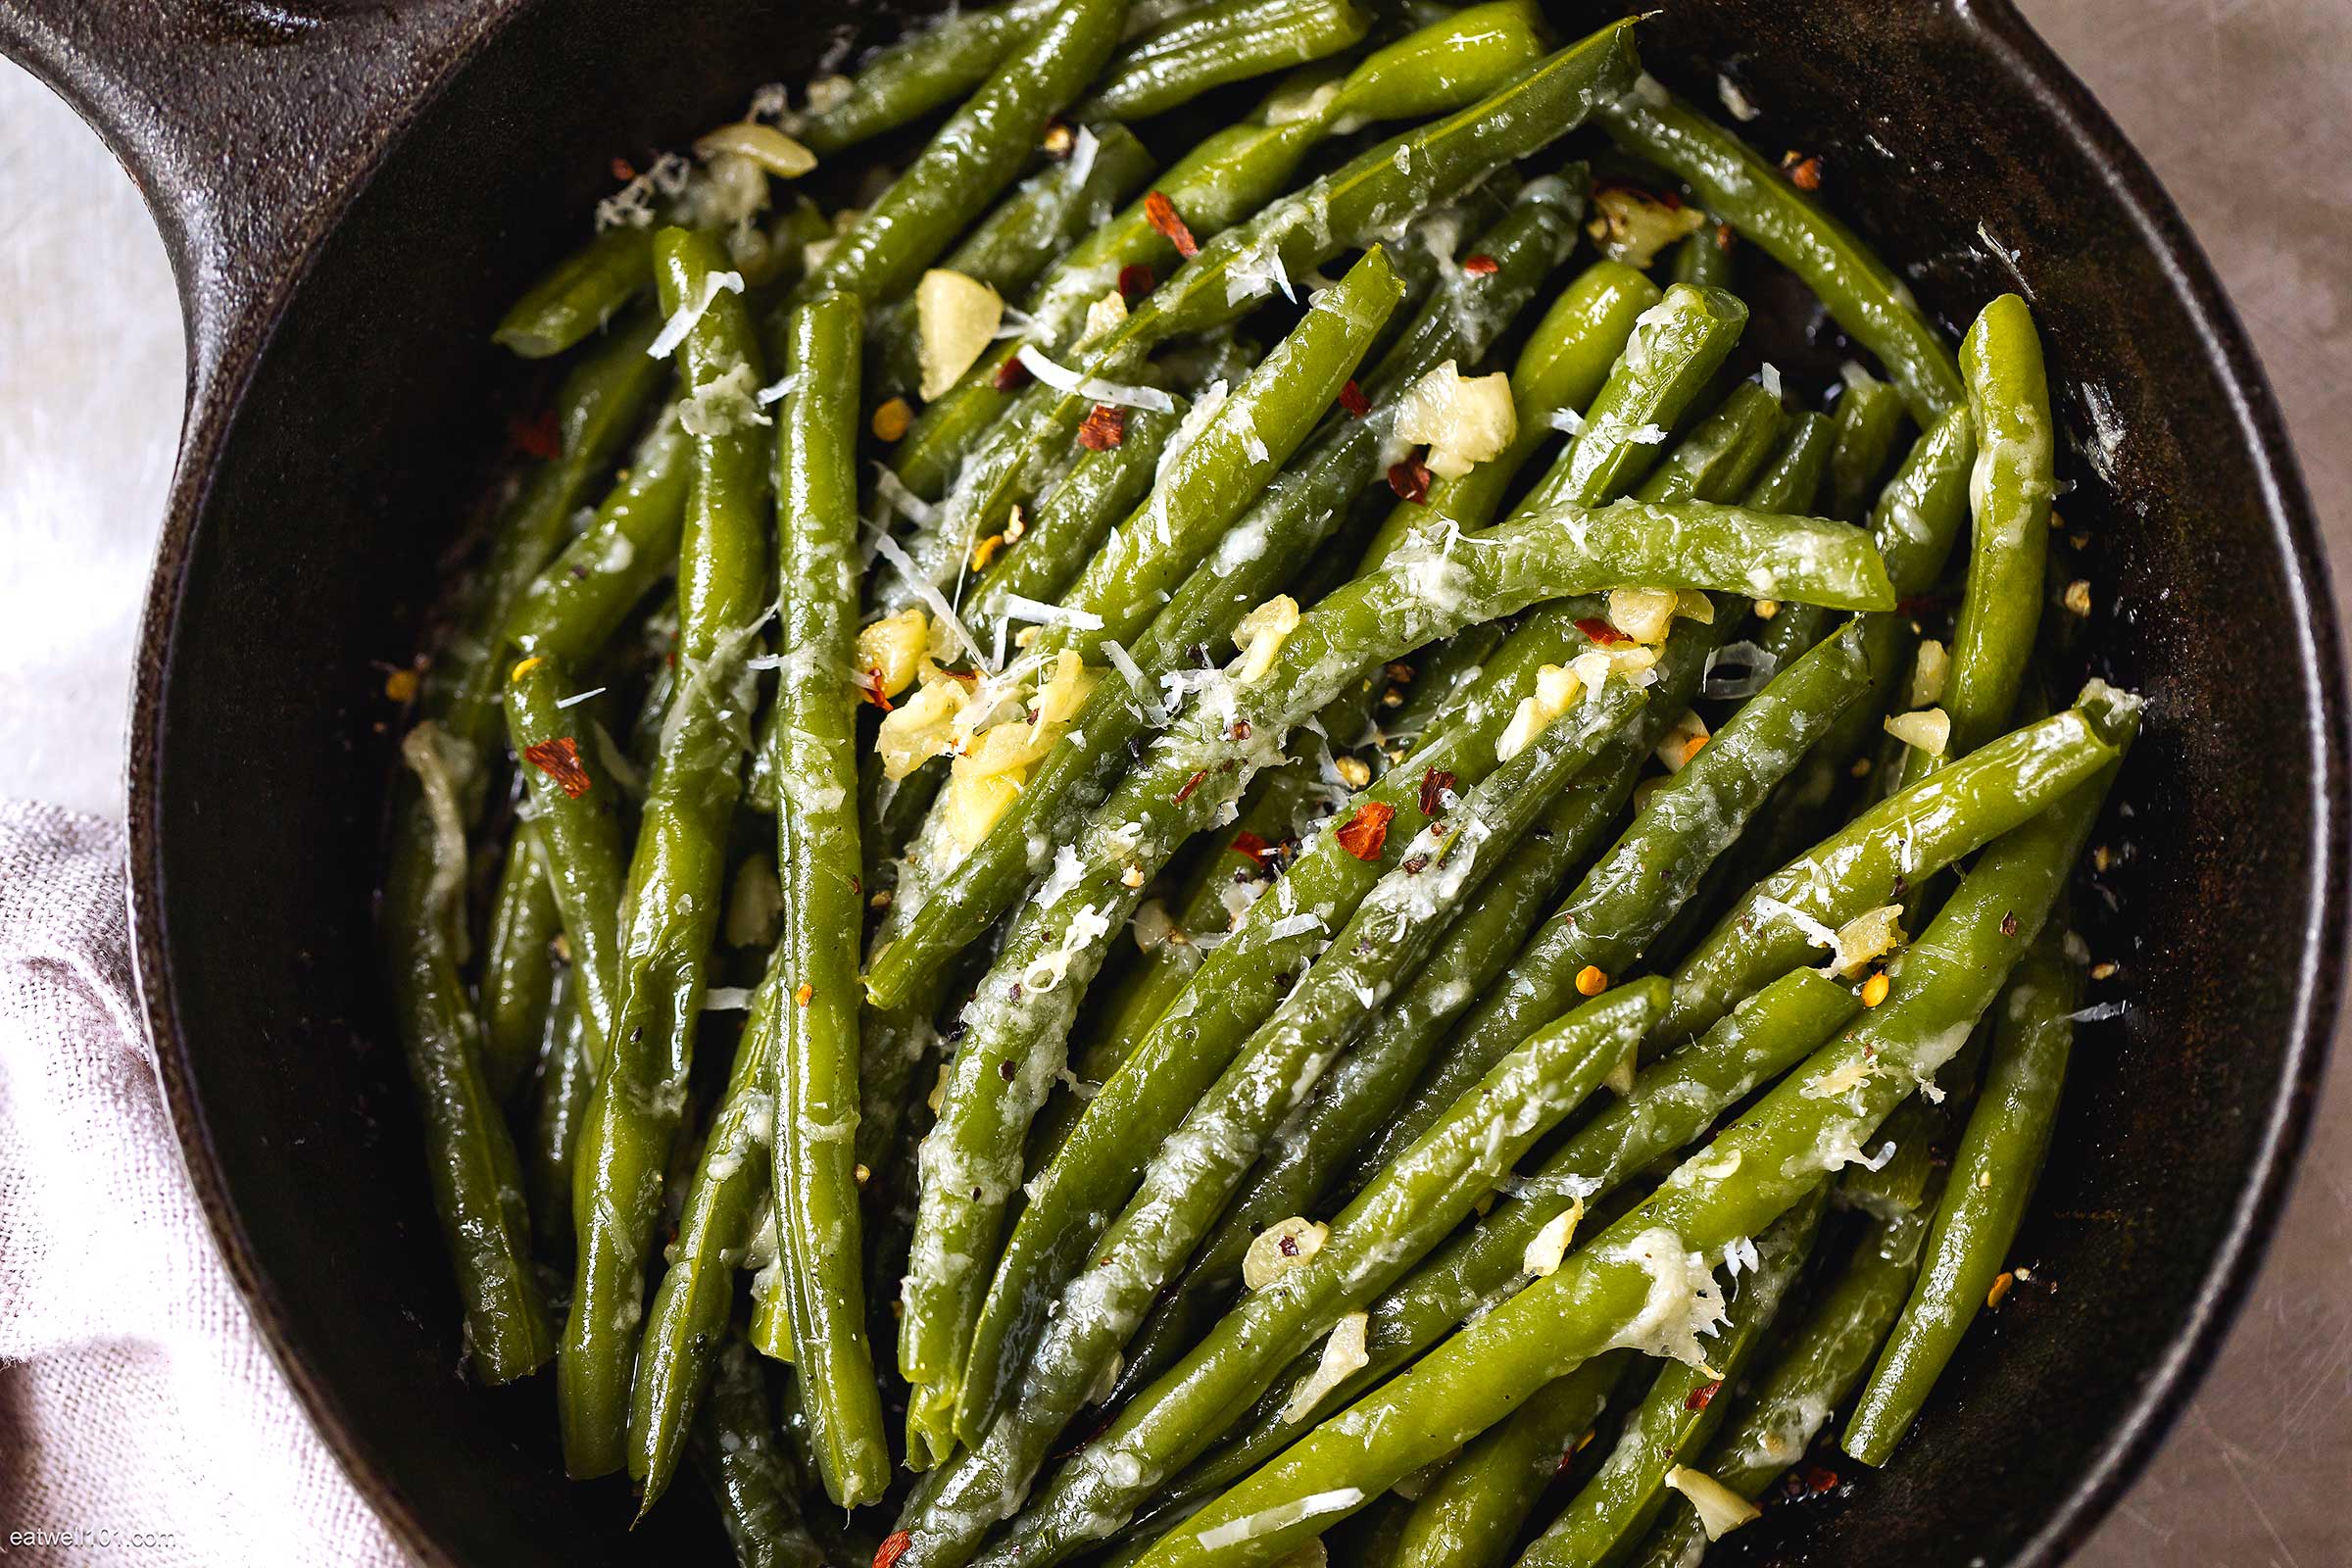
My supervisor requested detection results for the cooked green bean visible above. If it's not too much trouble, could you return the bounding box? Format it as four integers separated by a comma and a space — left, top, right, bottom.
763, 293, 894, 1506
1517, 1190, 1826, 1567
1597, 87, 1964, 422
693, 1337, 831, 1568
1844, 928, 2079, 1464
1085, 0, 1373, 122
1391, 1353, 1628, 1568
1132, 708, 2129, 1563
481, 825, 559, 1104
525, 964, 593, 1257
506, 411, 691, 663
794, 0, 1062, 158
1669, 223, 1733, 289
1828, 367, 1906, 523
560, 228, 771, 1478
506, 655, 627, 1054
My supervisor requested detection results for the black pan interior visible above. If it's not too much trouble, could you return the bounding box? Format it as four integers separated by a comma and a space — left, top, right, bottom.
129, 1, 2340, 1564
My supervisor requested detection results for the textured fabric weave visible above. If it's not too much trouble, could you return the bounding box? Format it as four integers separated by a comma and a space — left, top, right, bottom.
0, 803, 404, 1566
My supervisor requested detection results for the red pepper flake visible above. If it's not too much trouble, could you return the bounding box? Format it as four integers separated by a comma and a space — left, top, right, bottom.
1805, 1464, 1839, 1494
1118, 263, 1155, 300
1079, 403, 1126, 451
1278, 1233, 1300, 1257
610, 156, 637, 181
1231, 830, 1275, 866
1715, 220, 1736, 253
1686, 1380, 1721, 1411
1418, 766, 1456, 818
874, 1531, 912, 1568
858, 664, 895, 712
1338, 379, 1370, 418
508, 407, 562, 461
994, 355, 1032, 392
522, 736, 592, 799
1335, 802, 1396, 862
1462, 253, 1499, 276
1782, 152, 1824, 191
1145, 191, 1200, 259
1574, 615, 1635, 648
2000, 911, 2019, 937
1387, 454, 1432, 505
1174, 769, 1208, 805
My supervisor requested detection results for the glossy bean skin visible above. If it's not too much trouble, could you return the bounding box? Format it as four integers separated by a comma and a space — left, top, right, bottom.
1597, 87, 1964, 424
692, 1337, 832, 1568
1843, 929, 2078, 1464
507, 656, 628, 1054
525, 963, 594, 1258
506, 411, 691, 664
1828, 368, 1906, 523
1084, 0, 1373, 122
795, 0, 1062, 158
481, 825, 560, 1104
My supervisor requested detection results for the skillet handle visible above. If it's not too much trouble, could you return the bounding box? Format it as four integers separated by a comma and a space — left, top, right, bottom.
0, 0, 519, 411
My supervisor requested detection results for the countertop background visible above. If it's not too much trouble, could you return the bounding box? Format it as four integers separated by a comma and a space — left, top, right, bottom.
0, 1, 2344, 1563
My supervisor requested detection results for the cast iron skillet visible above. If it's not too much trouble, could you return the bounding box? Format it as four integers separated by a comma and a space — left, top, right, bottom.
2, 0, 2338, 1562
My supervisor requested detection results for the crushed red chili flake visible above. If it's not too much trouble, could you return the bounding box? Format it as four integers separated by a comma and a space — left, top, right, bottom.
1792, 1464, 1839, 1496
1419, 766, 1456, 817
1339, 379, 1370, 418
874, 1530, 913, 1568
1402, 854, 1430, 875
1336, 801, 1396, 861
1387, 454, 1432, 505
1278, 1234, 1300, 1257
1118, 263, 1155, 300
1231, 830, 1275, 866
1230, 720, 1251, 740
1715, 220, 1736, 252
1079, 403, 1126, 451
611, 156, 637, 181
523, 737, 593, 798
508, 408, 562, 461
1574, 615, 1635, 648
858, 664, 895, 711
1174, 769, 1209, 804
1145, 191, 1200, 259
2000, 911, 2020, 937
1686, 1380, 1722, 1411
994, 355, 1032, 392
1462, 253, 1499, 276
1782, 152, 1824, 191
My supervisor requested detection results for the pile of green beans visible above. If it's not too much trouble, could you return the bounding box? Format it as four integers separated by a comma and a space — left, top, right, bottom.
379, 10, 2134, 1564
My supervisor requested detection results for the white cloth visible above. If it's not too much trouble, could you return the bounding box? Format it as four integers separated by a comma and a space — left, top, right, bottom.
0, 803, 404, 1567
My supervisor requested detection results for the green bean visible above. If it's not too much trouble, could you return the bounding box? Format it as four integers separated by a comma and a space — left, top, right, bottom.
481, 827, 559, 1104
794, 0, 1061, 158
872, 186, 1585, 1015
1140, 964, 1861, 1531
985, 983, 1668, 1568
1518, 1190, 1825, 1567
1844, 928, 2079, 1464
1748, 411, 1844, 674
1131, 714, 2130, 1564
1517, 282, 1749, 514
906, 716, 1656, 1567
1668, 223, 1733, 289
1597, 87, 1964, 423
934, 21, 1643, 561
1941, 293, 2055, 762
560, 229, 770, 1478
628, 959, 786, 1511
1086, 0, 1373, 122
1745, 410, 1837, 514
526, 965, 594, 1257
506, 412, 691, 662
376, 326, 660, 1382
797, 0, 1128, 310
869, 124, 1159, 396
692, 1337, 830, 1568
1629, 1201, 1933, 1568
1352, 617, 1879, 1181
1654, 683, 2132, 1051
1828, 367, 1906, 523
506, 655, 628, 1054
1628, 380, 1785, 505
890, 0, 1554, 503
1033, 246, 1406, 660
1390, 1353, 1626, 1568
762, 293, 894, 1505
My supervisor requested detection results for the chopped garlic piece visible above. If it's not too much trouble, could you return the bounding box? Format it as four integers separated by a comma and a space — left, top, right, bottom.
1497, 663, 1583, 761
1133, 898, 1176, 953
917, 269, 1004, 400
1587, 186, 1706, 268
1084, 287, 1129, 342
1234, 595, 1301, 684
1666, 1466, 1760, 1541
940, 771, 1021, 855
857, 606, 930, 697
1908, 638, 1949, 708
876, 674, 972, 779
1803, 1055, 1875, 1099
1394, 361, 1517, 478
1243, 1216, 1330, 1290
694, 122, 817, 178
1608, 586, 1681, 646
1885, 706, 1950, 757
1655, 709, 1711, 772
1824, 904, 1907, 978
1674, 590, 1716, 624
1522, 1197, 1586, 1276
1281, 1312, 1369, 1423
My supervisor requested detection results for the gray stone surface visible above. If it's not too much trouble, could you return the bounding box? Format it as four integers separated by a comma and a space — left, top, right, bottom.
0, 1, 2342, 1560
